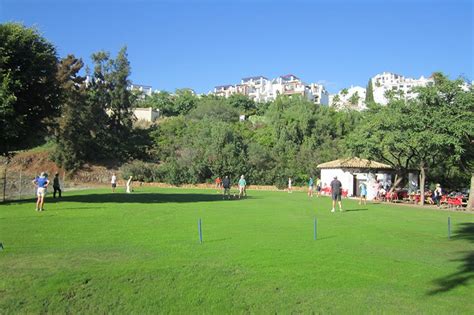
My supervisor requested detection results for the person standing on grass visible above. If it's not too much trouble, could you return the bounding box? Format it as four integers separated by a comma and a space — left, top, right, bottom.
288, 177, 293, 193
330, 176, 343, 212
238, 175, 247, 199
33, 172, 49, 211
215, 176, 222, 193
433, 183, 442, 207
316, 177, 322, 197
53, 173, 62, 198
308, 176, 314, 197
111, 173, 117, 192
222, 175, 231, 199
359, 181, 367, 205
126, 175, 133, 193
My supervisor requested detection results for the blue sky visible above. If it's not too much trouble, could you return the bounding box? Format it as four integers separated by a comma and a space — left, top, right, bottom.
1, 0, 472, 93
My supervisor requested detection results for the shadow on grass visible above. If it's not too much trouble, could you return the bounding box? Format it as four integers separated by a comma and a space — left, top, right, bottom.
428, 223, 474, 295
345, 208, 369, 212
3, 193, 257, 205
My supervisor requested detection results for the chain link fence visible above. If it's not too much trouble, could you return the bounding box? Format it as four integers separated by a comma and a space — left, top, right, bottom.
0, 165, 71, 202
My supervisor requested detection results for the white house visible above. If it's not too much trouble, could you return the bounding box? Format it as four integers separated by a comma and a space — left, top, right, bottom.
317, 158, 394, 200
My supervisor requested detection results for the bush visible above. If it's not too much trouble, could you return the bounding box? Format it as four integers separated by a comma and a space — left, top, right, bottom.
119, 161, 160, 182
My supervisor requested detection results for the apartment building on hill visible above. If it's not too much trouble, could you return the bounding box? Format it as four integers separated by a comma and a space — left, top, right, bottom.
213, 74, 329, 105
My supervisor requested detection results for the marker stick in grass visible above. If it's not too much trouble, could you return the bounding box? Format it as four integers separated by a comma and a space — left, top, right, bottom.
314, 217, 317, 240
198, 218, 203, 244
448, 217, 451, 240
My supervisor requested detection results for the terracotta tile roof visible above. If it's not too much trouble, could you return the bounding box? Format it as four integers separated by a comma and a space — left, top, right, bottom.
317, 158, 393, 170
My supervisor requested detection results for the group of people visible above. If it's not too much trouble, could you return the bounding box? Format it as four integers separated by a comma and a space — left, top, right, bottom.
287, 175, 344, 212
32, 172, 62, 211
32, 171, 135, 212
215, 175, 247, 199
305, 176, 322, 197
111, 173, 134, 193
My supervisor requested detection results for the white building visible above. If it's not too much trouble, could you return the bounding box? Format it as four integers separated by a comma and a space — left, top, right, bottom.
129, 83, 153, 96
133, 107, 160, 122
213, 74, 329, 105
330, 85, 367, 110
317, 158, 394, 200
371, 72, 434, 105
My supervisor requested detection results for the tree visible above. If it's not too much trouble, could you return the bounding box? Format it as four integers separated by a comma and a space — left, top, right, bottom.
348, 91, 360, 107
227, 94, 256, 114
52, 55, 90, 171
366, 79, 374, 103
139, 91, 175, 115
348, 73, 474, 206
331, 95, 341, 108
174, 89, 197, 115
413, 73, 474, 207
87, 47, 136, 160
0, 23, 60, 155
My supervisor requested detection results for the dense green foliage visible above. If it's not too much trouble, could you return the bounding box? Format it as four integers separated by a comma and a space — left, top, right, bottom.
149, 96, 359, 186
348, 73, 474, 204
0, 23, 60, 155
2, 24, 472, 196
1, 188, 473, 313
51, 48, 152, 171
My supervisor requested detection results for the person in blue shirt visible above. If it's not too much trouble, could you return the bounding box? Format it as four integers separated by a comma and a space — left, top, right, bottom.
238, 175, 247, 199
359, 181, 367, 205
33, 172, 49, 211
308, 177, 314, 197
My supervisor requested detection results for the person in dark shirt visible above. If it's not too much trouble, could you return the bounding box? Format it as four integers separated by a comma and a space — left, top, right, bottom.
330, 176, 343, 212
53, 173, 61, 198
222, 176, 231, 199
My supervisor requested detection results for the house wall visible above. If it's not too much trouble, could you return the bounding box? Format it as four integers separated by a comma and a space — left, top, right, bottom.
321, 168, 393, 200
133, 107, 160, 122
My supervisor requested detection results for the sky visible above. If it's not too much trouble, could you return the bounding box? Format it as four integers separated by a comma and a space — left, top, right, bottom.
1, 0, 473, 94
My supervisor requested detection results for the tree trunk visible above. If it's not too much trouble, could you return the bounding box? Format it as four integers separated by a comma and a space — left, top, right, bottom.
468, 172, 474, 211
389, 173, 403, 193
419, 165, 426, 206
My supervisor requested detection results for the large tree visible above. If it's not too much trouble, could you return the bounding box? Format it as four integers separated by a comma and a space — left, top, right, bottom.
52, 55, 90, 171
348, 73, 474, 206
0, 23, 60, 155
87, 47, 135, 160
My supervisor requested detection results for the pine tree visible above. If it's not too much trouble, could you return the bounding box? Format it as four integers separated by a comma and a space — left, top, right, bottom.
365, 78, 374, 103
53, 55, 90, 171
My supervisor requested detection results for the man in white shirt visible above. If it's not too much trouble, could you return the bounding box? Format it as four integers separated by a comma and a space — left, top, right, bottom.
111, 173, 117, 192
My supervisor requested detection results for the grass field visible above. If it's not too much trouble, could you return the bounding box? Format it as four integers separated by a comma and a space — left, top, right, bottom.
0, 187, 473, 313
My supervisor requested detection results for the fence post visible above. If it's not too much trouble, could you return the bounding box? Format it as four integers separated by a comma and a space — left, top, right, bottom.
2, 163, 6, 202
448, 217, 451, 240
198, 218, 203, 244
19, 168, 22, 200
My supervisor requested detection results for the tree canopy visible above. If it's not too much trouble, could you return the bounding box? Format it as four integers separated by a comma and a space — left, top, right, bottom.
0, 23, 60, 155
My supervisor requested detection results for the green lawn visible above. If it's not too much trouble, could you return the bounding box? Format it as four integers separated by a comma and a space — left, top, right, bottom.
0, 187, 473, 314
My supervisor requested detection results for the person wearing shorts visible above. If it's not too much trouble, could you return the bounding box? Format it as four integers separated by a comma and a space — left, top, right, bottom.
316, 177, 322, 197
238, 175, 247, 199
111, 173, 117, 192
330, 176, 343, 212
222, 176, 231, 199
308, 177, 314, 197
33, 172, 49, 211
359, 181, 367, 205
